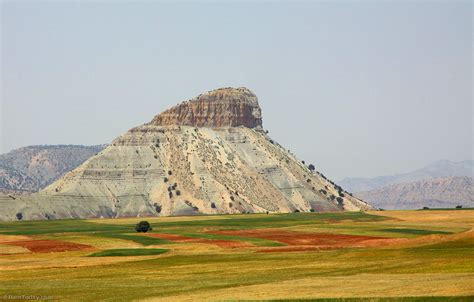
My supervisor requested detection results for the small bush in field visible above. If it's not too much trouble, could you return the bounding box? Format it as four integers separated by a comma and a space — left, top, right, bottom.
135, 221, 152, 233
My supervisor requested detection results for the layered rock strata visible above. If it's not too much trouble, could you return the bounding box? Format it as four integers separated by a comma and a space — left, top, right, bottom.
149, 87, 262, 128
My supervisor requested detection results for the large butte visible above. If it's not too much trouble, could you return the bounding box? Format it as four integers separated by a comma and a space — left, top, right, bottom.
0, 87, 373, 221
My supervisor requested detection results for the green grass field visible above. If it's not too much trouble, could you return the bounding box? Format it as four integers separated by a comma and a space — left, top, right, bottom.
0, 210, 473, 301
88, 248, 169, 257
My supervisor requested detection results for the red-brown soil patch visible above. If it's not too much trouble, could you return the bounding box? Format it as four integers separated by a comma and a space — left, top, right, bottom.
145, 233, 251, 248
210, 229, 391, 252
3, 240, 92, 253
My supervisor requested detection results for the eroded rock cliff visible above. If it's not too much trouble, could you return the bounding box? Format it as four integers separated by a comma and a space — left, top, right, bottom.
149, 87, 262, 128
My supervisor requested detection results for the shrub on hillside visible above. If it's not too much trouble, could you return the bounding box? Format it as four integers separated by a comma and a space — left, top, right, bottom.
153, 203, 162, 213
16, 212, 23, 220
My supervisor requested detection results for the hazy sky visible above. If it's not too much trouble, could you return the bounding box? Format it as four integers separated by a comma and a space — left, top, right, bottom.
1, 1, 472, 180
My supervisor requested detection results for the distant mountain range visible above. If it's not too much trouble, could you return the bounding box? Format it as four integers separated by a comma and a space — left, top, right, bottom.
0, 145, 105, 194
355, 176, 473, 210
340, 160, 473, 193
340, 160, 473, 210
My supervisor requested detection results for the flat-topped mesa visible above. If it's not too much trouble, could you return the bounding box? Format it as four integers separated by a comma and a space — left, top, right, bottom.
149, 87, 263, 128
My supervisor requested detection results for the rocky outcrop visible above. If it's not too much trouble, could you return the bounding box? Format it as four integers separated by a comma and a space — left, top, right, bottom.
149, 87, 262, 128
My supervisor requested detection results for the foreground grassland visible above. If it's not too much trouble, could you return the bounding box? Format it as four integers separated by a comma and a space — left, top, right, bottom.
0, 210, 473, 301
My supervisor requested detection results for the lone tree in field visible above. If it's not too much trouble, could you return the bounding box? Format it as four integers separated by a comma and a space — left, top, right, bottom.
308, 164, 315, 171
135, 221, 152, 233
